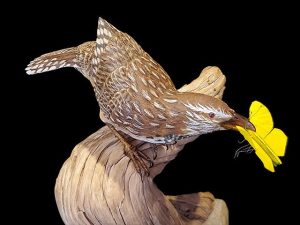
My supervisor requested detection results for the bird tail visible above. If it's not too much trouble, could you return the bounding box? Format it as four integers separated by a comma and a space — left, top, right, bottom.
25, 47, 80, 75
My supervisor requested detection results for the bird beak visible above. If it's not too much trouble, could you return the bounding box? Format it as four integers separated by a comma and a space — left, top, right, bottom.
220, 113, 256, 131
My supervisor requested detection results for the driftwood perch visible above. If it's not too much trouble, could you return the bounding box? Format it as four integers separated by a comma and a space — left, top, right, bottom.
55, 66, 229, 225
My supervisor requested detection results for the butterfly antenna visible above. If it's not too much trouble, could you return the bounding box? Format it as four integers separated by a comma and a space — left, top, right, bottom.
238, 139, 246, 144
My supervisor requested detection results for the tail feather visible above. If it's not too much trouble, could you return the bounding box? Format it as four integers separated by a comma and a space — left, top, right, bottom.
25, 47, 80, 75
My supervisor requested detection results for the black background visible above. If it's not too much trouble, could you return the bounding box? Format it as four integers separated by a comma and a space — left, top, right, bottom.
8, 2, 298, 225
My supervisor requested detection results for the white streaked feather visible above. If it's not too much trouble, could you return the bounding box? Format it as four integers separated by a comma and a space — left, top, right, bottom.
143, 109, 154, 118
183, 102, 231, 119
142, 90, 151, 101
132, 102, 141, 113
149, 122, 159, 127
157, 114, 167, 120
163, 98, 177, 103
153, 101, 165, 111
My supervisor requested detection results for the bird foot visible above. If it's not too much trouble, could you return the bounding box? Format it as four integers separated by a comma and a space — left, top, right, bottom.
150, 143, 158, 160
124, 143, 153, 177
106, 124, 154, 177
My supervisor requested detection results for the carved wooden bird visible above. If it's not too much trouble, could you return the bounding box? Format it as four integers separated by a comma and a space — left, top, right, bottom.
26, 18, 255, 175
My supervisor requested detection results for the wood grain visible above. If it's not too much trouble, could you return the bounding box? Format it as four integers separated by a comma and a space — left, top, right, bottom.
55, 66, 229, 225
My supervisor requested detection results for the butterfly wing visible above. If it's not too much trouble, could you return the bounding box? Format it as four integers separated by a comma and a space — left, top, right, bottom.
250, 130, 282, 165
254, 146, 275, 172
265, 128, 287, 157
237, 126, 276, 172
236, 126, 256, 147
250, 101, 273, 138
237, 101, 287, 172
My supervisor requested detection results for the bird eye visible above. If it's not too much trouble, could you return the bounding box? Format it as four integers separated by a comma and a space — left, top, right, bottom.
209, 112, 215, 118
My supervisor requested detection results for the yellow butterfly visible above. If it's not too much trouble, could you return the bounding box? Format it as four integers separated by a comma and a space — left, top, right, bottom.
236, 101, 287, 172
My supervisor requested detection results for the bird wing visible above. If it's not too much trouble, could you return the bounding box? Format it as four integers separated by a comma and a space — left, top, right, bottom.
93, 18, 177, 112
93, 17, 176, 90
104, 53, 182, 142
92, 18, 188, 143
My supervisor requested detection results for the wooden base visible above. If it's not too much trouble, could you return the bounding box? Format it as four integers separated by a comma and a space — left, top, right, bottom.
55, 66, 229, 225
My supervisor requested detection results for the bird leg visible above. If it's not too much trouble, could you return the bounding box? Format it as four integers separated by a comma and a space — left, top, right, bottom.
107, 125, 153, 176
150, 144, 158, 160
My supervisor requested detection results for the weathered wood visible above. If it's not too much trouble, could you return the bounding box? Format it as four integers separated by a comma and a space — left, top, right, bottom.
55, 66, 229, 225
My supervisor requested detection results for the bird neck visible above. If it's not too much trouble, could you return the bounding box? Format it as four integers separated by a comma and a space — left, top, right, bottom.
166, 91, 225, 136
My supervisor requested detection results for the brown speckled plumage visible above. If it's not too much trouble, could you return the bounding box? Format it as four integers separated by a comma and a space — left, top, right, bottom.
26, 18, 254, 174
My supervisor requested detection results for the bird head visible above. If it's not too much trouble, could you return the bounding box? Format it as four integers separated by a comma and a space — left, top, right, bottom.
181, 93, 255, 134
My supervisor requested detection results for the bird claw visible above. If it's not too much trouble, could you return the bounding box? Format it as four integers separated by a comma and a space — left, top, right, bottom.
153, 145, 158, 160
164, 143, 176, 151
124, 144, 153, 177
137, 148, 154, 168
